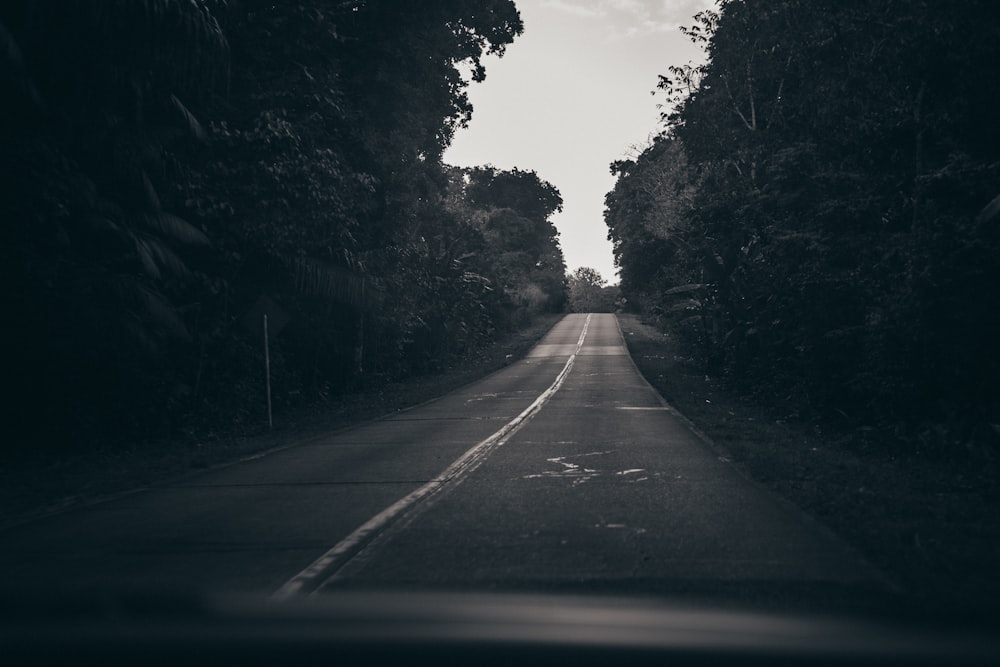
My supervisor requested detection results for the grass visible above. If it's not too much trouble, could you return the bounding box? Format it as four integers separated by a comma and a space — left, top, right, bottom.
618, 312, 1000, 623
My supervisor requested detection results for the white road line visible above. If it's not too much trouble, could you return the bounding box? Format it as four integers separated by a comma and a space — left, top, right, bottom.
616, 406, 669, 410
272, 314, 593, 599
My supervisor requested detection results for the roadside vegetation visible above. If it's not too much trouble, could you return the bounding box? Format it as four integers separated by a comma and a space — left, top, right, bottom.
605, 0, 1000, 452
622, 314, 999, 621
566, 267, 620, 313
0, 313, 562, 528
608, 0, 1000, 619
1, 1, 568, 458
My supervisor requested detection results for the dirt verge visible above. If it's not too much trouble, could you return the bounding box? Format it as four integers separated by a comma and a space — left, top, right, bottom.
618, 313, 999, 623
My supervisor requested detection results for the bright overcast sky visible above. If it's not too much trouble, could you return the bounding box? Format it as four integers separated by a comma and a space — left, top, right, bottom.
443, 0, 713, 284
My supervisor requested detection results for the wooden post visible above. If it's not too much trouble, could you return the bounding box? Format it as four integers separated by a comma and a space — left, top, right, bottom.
264, 313, 273, 429
354, 311, 364, 377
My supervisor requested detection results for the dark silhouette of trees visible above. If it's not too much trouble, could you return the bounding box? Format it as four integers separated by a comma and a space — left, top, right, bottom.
606, 0, 1000, 451
461, 166, 568, 318
1, 1, 566, 453
567, 267, 619, 313
2, 0, 228, 445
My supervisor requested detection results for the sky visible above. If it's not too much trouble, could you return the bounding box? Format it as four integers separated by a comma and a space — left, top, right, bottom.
443, 0, 713, 284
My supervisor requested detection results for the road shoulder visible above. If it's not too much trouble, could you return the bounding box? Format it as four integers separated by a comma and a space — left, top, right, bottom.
0, 315, 564, 529
618, 312, 1000, 623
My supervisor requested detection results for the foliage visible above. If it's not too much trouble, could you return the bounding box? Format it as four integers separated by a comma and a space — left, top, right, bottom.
606, 0, 1000, 451
461, 166, 568, 318
1, 0, 570, 453
1, 0, 227, 446
567, 267, 619, 313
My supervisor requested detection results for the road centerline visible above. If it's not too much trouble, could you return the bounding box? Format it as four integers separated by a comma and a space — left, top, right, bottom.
272, 314, 593, 598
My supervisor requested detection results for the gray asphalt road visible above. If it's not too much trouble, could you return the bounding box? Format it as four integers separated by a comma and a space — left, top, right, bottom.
0, 314, 890, 610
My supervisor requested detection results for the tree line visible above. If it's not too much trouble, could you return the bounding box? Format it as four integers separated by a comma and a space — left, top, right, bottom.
567, 267, 620, 313
0, 0, 567, 452
605, 0, 1000, 451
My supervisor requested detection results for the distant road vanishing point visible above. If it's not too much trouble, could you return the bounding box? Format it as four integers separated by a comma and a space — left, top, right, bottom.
1, 314, 890, 611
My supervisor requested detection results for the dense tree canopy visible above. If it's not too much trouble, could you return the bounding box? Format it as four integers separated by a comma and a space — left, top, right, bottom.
461, 166, 568, 315
1, 0, 567, 452
606, 0, 1000, 450
567, 267, 619, 313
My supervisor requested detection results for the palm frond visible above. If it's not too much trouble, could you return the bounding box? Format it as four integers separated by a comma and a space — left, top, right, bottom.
141, 171, 162, 211
141, 212, 210, 246
663, 283, 706, 296
117, 311, 163, 358
135, 284, 190, 340
292, 257, 377, 309
83, 214, 123, 237
977, 193, 1000, 228
111, 276, 190, 340
0, 19, 43, 112
134, 237, 162, 279
135, 233, 193, 280
170, 93, 207, 142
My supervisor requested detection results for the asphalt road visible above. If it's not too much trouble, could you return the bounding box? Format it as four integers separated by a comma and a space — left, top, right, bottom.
0, 314, 891, 611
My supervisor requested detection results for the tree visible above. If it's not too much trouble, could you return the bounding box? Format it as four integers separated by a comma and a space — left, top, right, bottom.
461, 166, 569, 319
1, 0, 549, 451
1, 0, 227, 448
567, 267, 618, 313
605, 137, 700, 303
181, 0, 528, 389
607, 0, 1000, 448
571, 267, 606, 289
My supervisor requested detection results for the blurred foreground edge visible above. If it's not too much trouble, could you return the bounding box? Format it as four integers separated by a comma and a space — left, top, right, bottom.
1, 590, 997, 666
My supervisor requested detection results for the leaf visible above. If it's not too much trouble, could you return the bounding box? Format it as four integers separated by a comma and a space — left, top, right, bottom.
976, 193, 1000, 228
292, 257, 376, 308
141, 171, 161, 211
111, 277, 190, 340
134, 238, 162, 280
170, 93, 207, 142
666, 299, 701, 313
664, 283, 705, 296
118, 312, 162, 358
461, 271, 493, 289
136, 285, 189, 340
142, 212, 210, 246
84, 215, 122, 236
0, 19, 43, 112
137, 233, 193, 280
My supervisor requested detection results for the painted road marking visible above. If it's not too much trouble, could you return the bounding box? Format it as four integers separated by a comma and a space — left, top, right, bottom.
527, 343, 579, 357
273, 314, 593, 599
615, 406, 670, 410
530, 344, 626, 357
